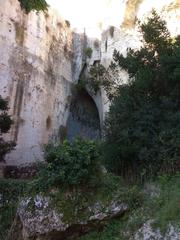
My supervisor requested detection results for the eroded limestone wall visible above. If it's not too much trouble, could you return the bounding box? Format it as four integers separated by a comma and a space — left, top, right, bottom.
0, 0, 74, 165
0, 0, 179, 167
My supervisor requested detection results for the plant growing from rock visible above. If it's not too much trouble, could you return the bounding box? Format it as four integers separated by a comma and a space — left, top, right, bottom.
0, 96, 15, 162
87, 64, 106, 94
87, 64, 115, 96
18, 0, 48, 13
84, 47, 93, 58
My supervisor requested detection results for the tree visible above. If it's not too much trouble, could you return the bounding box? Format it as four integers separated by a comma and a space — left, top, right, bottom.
103, 11, 180, 180
0, 96, 15, 162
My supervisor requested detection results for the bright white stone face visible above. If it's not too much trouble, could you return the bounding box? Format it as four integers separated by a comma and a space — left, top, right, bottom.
46, 0, 180, 38
46, 0, 123, 38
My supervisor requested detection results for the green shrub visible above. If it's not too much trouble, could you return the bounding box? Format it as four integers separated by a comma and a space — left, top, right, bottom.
84, 47, 93, 58
18, 0, 48, 13
75, 77, 87, 92
35, 138, 102, 190
87, 64, 106, 94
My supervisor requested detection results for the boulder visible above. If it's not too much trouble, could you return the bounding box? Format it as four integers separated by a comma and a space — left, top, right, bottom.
7, 194, 128, 240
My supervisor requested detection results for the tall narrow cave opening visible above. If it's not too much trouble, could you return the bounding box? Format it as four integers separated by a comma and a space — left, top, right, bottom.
66, 89, 101, 140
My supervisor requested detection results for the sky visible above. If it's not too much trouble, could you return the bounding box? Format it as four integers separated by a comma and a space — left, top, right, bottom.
46, 0, 123, 38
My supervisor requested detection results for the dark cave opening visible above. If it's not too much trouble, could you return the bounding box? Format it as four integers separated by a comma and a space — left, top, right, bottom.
66, 89, 101, 140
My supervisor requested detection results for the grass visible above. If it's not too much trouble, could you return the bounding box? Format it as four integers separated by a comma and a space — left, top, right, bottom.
78, 172, 180, 240
48, 174, 140, 224
153, 173, 180, 231
0, 179, 27, 239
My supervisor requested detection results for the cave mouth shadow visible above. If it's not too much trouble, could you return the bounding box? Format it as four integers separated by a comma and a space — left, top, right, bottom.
66, 89, 101, 141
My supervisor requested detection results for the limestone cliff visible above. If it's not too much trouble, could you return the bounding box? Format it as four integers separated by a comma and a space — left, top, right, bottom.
0, 0, 179, 167
0, 0, 74, 165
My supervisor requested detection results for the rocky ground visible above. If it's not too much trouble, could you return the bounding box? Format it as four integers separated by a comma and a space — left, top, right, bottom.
0, 173, 180, 240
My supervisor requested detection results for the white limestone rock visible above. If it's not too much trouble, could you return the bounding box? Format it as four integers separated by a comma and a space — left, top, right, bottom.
7, 195, 128, 240
134, 220, 180, 240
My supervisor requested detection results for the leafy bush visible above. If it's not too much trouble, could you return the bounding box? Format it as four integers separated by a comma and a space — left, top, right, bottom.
18, 0, 48, 13
35, 138, 102, 189
84, 47, 93, 58
0, 96, 15, 162
75, 77, 87, 92
103, 11, 180, 180
87, 64, 106, 94
86, 64, 115, 95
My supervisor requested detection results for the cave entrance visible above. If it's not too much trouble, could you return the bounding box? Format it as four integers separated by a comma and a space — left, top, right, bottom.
66, 89, 101, 140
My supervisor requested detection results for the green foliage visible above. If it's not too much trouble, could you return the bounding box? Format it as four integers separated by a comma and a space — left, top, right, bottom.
34, 138, 102, 190
18, 0, 48, 13
75, 63, 113, 96
0, 179, 27, 239
84, 47, 93, 58
48, 174, 129, 224
75, 64, 107, 95
75, 77, 87, 92
103, 11, 180, 179
88, 64, 106, 94
87, 63, 115, 95
0, 96, 15, 162
153, 173, 180, 231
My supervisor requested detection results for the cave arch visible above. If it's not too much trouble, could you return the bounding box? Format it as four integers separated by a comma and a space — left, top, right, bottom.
66, 89, 101, 140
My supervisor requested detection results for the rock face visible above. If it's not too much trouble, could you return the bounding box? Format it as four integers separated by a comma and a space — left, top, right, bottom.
133, 220, 180, 240
0, 0, 179, 167
7, 195, 128, 240
0, 0, 74, 165
0, 0, 102, 167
